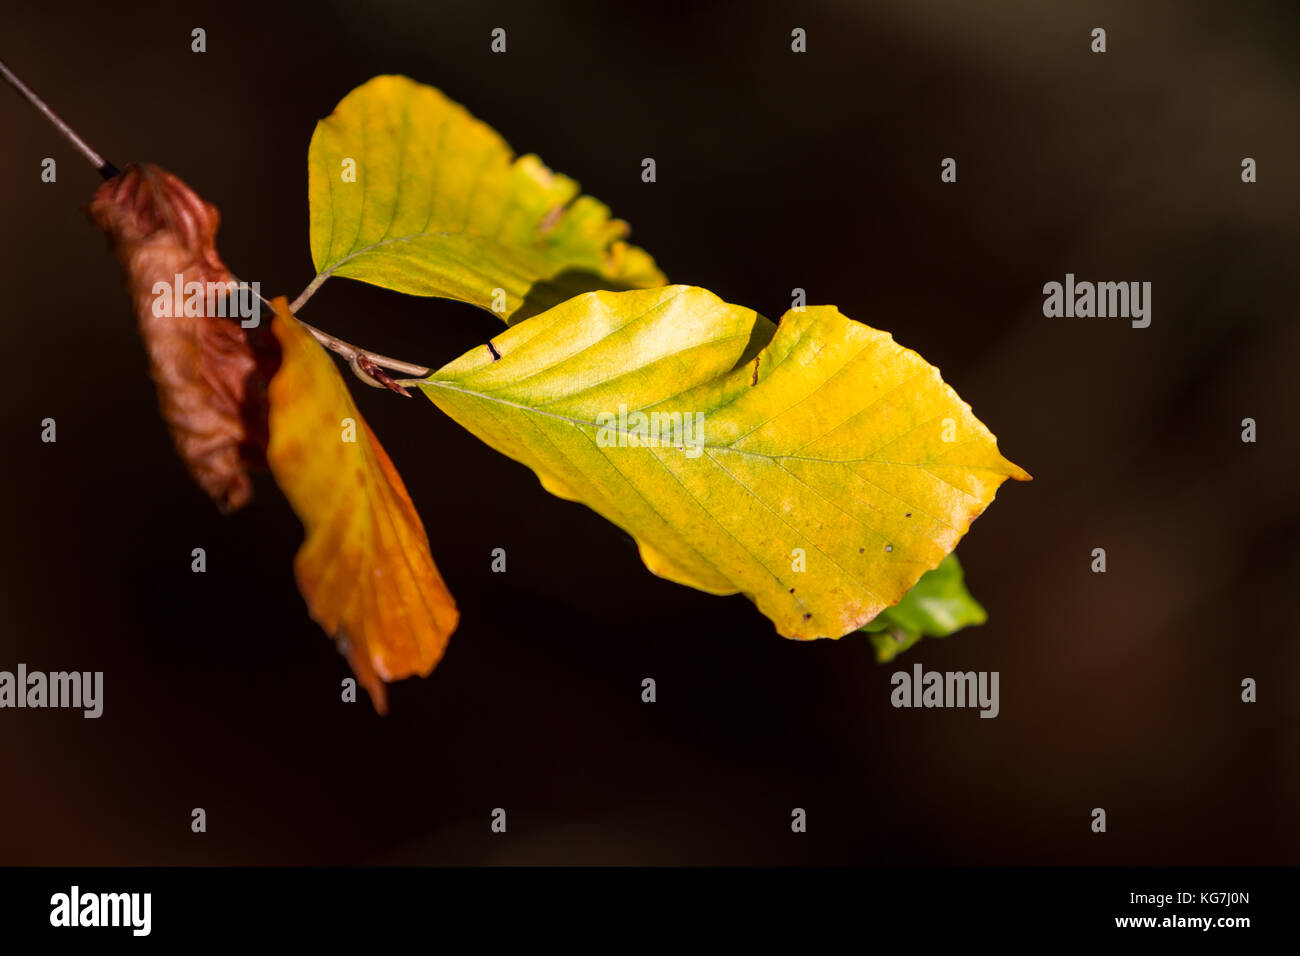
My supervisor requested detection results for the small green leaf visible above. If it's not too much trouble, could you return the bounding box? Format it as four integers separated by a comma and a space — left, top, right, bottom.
866, 626, 925, 663
306, 75, 665, 321
860, 553, 987, 662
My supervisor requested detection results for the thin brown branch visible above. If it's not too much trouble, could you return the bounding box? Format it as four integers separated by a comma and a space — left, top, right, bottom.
1, 58, 428, 395
296, 318, 431, 394
0, 58, 118, 178
243, 280, 430, 393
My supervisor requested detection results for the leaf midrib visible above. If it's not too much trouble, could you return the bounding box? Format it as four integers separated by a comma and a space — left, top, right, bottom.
315, 227, 601, 286
419, 376, 1001, 476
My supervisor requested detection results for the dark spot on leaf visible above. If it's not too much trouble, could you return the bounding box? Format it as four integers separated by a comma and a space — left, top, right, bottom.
487, 342, 501, 361
537, 204, 564, 235
905, 512, 912, 518
789, 587, 795, 594
858, 547, 864, 553
750, 355, 760, 386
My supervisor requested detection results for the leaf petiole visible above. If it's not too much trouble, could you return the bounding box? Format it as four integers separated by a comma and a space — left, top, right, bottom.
289, 273, 329, 314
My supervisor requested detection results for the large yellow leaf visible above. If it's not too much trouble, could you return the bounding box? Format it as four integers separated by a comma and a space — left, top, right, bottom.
306, 75, 666, 321
266, 297, 458, 712
420, 286, 1028, 639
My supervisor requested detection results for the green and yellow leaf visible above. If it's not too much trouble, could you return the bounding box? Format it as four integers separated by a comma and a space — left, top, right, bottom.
307, 75, 666, 322
860, 553, 987, 661
419, 285, 1029, 640
266, 297, 459, 712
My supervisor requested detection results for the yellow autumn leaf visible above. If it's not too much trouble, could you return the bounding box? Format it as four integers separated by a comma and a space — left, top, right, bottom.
305, 75, 666, 321
420, 286, 1028, 639
266, 297, 459, 712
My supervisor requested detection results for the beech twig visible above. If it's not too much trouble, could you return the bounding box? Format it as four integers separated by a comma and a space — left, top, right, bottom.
248, 288, 429, 393
0, 57, 118, 178
1, 58, 431, 395
298, 320, 429, 395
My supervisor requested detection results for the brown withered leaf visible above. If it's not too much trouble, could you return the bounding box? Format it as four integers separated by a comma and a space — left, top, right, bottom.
265, 297, 458, 713
88, 164, 272, 512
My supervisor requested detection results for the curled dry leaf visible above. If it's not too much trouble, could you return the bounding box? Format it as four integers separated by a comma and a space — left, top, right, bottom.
88, 167, 456, 709
266, 297, 458, 713
87, 164, 270, 512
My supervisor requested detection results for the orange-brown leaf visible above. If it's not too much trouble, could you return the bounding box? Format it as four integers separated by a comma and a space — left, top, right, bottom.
87, 164, 269, 512
265, 297, 458, 712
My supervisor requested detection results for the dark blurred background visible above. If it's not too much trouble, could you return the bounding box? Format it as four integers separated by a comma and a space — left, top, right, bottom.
1, 0, 1296, 865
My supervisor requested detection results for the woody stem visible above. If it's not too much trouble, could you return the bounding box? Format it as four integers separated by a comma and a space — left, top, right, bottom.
0, 58, 118, 178
3, 58, 429, 389
298, 320, 431, 378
